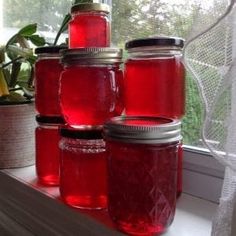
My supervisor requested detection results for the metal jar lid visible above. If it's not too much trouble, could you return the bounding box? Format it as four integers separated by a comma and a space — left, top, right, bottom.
36, 115, 65, 126
35, 46, 67, 55
61, 48, 123, 65
60, 127, 103, 140
104, 116, 182, 144
125, 36, 184, 51
71, 3, 110, 14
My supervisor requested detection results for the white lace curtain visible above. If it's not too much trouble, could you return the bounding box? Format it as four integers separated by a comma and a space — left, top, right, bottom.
184, 1, 236, 235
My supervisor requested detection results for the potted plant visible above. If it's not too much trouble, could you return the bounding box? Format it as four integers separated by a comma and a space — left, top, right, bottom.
0, 24, 45, 168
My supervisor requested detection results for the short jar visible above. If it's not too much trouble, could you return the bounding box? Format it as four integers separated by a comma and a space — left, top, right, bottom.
35, 115, 64, 186
60, 48, 124, 129
104, 116, 182, 236
124, 36, 185, 119
69, 3, 110, 48
59, 128, 108, 209
35, 46, 66, 117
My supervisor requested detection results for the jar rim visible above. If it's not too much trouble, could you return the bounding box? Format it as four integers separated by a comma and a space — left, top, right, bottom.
71, 3, 110, 14
104, 116, 182, 144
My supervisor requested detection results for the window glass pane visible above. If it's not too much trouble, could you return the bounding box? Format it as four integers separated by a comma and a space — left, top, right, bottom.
1, 0, 206, 147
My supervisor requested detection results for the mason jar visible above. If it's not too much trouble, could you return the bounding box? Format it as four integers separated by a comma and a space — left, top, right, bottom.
104, 116, 182, 235
60, 48, 124, 129
59, 128, 108, 210
35, 115, 64, 186
69, 3, 110, 48
124, 36, 185, 119
35, 46, 66, 117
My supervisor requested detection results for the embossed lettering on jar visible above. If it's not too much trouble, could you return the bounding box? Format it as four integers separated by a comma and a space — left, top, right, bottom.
124, 37, 185, 119
59, 128, 108, 209
35, 116, 64, 186
104, 116, 182, 236
69, 3, 110, 48
60, 48, 124, 129
35, 46, 66, 117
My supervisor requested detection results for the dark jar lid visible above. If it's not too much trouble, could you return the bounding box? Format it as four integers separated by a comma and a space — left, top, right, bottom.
60, 127, 103, 140
125, 36, 184, 50
104, 116, 182, 144
35, 46, 67, 55
61, 48, 123, 65
36, 115, 65, 125
71, 3, 110, 14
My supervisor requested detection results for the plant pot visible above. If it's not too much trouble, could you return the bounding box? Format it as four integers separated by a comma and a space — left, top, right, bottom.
0, 103, 36, 168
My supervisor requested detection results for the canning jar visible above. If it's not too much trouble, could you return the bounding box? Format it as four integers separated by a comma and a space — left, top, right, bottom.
35, 46, 66, 117
124, 36, 185, 119
59, 128, 108, 209
104, 116, 182, 235
69, 3, 110, 48
60, 48, 123, 129
35, 115, 64, 186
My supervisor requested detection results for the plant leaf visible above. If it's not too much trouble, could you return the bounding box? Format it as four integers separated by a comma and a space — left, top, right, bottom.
18, 23, 37, 37
0, 46, 5, 63
53, 14, 71, 45
9, 62, 22, 87
0, 69, 10, 96
27, 34, 46, 46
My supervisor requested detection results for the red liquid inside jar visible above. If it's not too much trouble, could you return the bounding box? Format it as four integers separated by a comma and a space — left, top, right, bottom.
124, 57, 185, 119
60, 66, 123, 128
36, 125, 60, 186
69, 12, 110, 48
107, 141, 179, 235
60, 137, 107, 209
35, 58, 64, 116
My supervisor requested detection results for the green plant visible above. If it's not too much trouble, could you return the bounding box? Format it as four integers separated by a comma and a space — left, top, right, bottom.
0, 23, 45, 104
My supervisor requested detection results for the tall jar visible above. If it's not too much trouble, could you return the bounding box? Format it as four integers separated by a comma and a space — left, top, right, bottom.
35, 115, 64, 186
60, 48, 124, 129
59, 128, 108, 209
35, 46, 66, 117
69, 3, 110, 48
124, 36, 185, 119
104, 116, 182, 236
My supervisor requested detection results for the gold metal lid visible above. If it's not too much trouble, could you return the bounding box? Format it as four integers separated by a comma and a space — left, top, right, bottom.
61, 48, 123, 65
71, 3, 110, 14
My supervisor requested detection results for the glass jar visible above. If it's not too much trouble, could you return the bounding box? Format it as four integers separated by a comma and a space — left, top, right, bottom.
69, 3, 110, 48
35, 115, 64, 186
59, 128, 108, 209
104, 116, 182, 236
124, 36, 185, 119
60, 48, 124, 129
35, 46, 66, 117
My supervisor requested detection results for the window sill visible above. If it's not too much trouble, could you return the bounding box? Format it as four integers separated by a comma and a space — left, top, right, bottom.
0, 165, 218, 236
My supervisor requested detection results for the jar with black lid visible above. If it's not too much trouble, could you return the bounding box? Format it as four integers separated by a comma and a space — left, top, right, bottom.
124, 36, 185, 119
59, 127, 107, 209
35, 115, 65, 186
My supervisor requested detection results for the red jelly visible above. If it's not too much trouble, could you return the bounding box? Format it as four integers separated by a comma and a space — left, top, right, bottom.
35, 46, 66, 117
60, 48, 123, 128
124, 37, 185, 119
35, 116, 64, 186
59, 128, 108, 209
69, 3, 110, 48
104, 116, 181, 236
